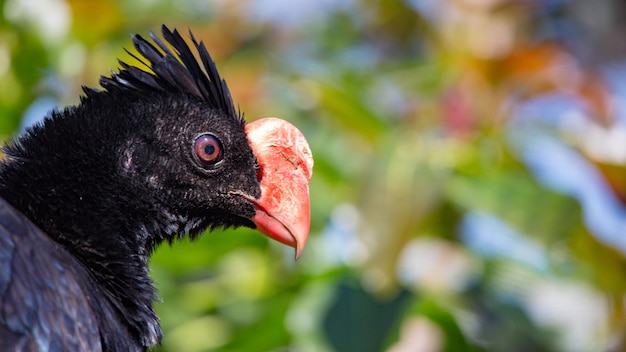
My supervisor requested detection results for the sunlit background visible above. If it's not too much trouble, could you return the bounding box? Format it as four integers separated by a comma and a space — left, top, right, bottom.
2, 0, 626, 351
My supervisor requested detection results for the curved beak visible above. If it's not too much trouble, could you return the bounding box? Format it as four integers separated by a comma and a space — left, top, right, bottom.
245, 118, 313, 259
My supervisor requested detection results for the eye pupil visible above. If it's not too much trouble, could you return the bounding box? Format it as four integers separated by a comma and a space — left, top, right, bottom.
194, 134, 223, 166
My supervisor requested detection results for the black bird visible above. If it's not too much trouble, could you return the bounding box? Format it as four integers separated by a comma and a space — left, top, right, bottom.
0, 25, 313, 351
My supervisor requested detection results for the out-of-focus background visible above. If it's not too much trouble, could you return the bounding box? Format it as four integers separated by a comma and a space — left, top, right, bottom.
2, 0, 626, 351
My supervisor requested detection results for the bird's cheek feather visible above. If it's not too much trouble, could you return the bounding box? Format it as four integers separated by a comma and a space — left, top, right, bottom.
245, 118, 313, 259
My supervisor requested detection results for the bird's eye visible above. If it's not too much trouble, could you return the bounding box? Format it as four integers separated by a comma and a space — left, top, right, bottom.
193, 134, 223, 166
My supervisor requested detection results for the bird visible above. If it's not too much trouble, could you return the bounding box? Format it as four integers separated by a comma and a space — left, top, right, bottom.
0, 24, 313, 351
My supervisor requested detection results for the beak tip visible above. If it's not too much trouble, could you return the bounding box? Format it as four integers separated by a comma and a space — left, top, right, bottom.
251, 209, 309, 259
293, 220, 309, 260
294, 242, 304, 260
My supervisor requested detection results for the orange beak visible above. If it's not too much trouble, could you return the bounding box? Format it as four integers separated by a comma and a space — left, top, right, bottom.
245, 118, 313, 259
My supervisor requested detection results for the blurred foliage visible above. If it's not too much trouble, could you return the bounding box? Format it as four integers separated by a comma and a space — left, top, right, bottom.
2, 0, 626, 351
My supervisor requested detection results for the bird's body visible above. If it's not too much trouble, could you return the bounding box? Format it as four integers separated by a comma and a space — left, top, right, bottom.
0, 26, 312, 351
0, 196, 137, 351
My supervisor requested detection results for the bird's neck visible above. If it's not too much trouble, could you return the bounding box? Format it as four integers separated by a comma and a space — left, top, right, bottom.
0, 158, 175, 346
0, 106, 189, 348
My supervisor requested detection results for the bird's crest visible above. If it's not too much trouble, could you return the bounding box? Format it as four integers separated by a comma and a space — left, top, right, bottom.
100, 25, 241, 122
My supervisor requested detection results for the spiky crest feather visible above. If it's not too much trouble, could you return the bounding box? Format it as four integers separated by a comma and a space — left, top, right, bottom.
100, 25, 242, 124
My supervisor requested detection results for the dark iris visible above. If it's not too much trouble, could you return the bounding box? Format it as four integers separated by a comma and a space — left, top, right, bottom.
193, 134, 223, 166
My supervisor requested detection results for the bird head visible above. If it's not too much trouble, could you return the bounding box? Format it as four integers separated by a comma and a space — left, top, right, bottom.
3, 26, 312, 260
99, 26, 313, 258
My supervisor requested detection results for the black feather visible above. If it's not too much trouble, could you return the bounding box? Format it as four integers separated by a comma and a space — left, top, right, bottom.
100, 25, 242, 124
